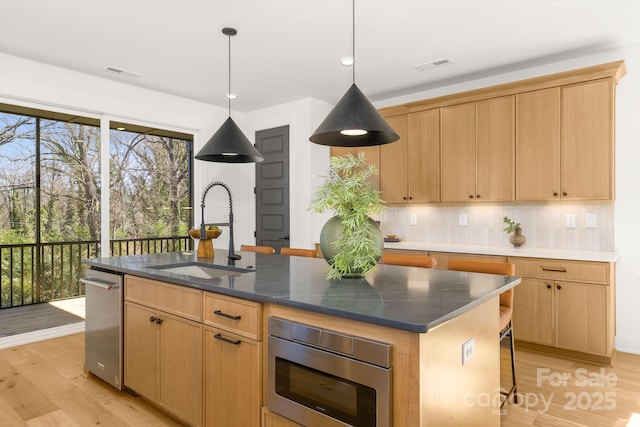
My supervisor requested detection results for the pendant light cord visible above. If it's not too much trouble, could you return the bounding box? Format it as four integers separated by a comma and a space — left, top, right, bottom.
228, 32, 231, 117
352, 0, 356, 84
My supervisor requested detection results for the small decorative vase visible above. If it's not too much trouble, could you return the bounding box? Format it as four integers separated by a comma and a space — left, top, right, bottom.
319, 215, 383, 278
509, 227, 526, 248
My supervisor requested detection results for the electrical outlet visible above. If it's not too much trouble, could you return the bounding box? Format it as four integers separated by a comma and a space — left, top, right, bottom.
410, 214, 417, 226
566, 214, 576, 228
585, 213, 597, 228
459, 213, 468, 226
462, 338, 475, 365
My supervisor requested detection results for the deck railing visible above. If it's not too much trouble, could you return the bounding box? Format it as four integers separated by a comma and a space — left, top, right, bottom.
0, 236, 191, 309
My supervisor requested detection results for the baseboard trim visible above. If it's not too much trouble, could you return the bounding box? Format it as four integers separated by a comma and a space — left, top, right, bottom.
0, 322, 85, 350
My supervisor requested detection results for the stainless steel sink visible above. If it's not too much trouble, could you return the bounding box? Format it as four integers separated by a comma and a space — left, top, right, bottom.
149, 262, 254, 280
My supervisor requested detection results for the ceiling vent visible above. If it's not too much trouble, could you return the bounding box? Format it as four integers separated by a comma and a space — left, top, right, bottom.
413, 58, 453, 72
104, 66, 143, 79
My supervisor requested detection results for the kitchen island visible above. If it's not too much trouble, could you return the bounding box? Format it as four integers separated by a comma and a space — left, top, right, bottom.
84, 249, 520, 427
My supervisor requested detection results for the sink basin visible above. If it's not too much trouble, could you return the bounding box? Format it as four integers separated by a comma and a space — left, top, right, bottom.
149, 262, 254, 280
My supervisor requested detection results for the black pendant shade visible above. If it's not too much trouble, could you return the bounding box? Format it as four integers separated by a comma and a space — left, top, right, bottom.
195, 27, 263, 164
195, 117, 263, 163
309, 83, 399, 147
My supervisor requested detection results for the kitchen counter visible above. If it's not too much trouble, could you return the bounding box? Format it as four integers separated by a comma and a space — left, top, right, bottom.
384, 241, 618, 262
83, 249, 520, 333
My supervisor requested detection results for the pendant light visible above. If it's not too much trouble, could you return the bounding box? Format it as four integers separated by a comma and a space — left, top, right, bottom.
309, 0, 399, 147
195, 27, 264, 163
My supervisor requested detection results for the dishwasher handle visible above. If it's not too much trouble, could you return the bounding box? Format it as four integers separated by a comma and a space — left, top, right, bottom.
80, 278, 120, 291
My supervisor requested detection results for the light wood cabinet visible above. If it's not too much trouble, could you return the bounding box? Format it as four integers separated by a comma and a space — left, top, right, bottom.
380, 111, 440, 204
377, 61, 623, 204
441, 98, 514, 203
204, 326, 261, 427
476, 96, 515, 201
509, 257, 614, 362
441, 103, 476, 202
124, 293, 203, 426
517, 79, 614, 201
560, 79, 614, 200
380, 114, 410, 203
203, 292, 263, 427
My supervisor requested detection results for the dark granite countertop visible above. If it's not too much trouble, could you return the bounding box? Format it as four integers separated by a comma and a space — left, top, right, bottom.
83, 250, 520, 333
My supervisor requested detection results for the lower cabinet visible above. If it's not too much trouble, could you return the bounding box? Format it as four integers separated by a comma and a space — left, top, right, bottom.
510, 257, 614, 362
124, 276, 265, 427
204, 326, 261, 427
124, 301, 203, 426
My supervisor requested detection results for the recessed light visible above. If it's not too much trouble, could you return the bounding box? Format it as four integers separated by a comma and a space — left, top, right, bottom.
340, 57, 354, 66
104, 66, 143, 79
115, 127, 126, 131
227, 93, 237, 99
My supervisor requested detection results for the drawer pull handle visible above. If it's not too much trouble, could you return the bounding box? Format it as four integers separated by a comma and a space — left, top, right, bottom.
541, 266, 567, 273
149, 316, 157, 323
557, 285, 562, 290
214, 310, 241, 321
214, 333, 241, 345
546, 284, 552, 289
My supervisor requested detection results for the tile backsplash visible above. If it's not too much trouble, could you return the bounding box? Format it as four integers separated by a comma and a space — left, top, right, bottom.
378, 202, 614, 251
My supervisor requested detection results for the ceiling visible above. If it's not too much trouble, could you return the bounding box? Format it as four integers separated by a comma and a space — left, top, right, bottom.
1, 0, 639, 113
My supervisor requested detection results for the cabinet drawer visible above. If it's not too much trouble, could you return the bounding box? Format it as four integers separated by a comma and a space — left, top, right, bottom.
509, 257, 611, 285
203, 293, 262, 341
430, 251, 507, 270
384, 248, 428, 256
125, 275, 202, 321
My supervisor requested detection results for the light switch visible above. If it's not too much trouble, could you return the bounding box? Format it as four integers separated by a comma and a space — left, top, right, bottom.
410, 214, 417, 226
459, 213, 468, 226
585, 213, 597, 228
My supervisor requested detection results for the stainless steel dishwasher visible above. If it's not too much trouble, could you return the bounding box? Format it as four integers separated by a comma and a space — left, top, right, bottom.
81, 268, 123, 390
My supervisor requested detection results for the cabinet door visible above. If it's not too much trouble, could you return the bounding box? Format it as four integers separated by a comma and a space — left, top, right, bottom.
408, 109, 440, 203
441, 103, 476, 202
204, 327, 261, 427
554, 282, 609, 356
124, 302, 158, 401
476, 96, 514, 201
330, 146, 380, 191
380, 115, 409, 203
516, 88, 560, 201
512, 278, 553, 346
158, 313, 203, 426
561, 79, 614, 200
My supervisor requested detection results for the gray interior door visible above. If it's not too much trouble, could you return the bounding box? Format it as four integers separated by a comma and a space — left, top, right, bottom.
255, 125, 289, 252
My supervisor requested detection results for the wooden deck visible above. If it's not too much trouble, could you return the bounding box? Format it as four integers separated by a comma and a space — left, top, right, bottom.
0, 297, 85, 338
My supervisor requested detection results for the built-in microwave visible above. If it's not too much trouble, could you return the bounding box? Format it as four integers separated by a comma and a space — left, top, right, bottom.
267, 316, 392, 427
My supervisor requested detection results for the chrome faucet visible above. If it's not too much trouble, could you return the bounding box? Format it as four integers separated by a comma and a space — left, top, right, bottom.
200, 181, 241, 264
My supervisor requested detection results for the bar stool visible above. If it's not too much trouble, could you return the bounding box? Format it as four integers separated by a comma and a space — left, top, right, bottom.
280, 247, 318, 258
379, 254, 437, 268
240, 244, 276, 254
448, 259, 518, 407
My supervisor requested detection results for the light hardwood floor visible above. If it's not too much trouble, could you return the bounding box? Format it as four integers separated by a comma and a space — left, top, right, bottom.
0, 333, 182, 426
500, 347, 640, 426
0, 333, 638, 426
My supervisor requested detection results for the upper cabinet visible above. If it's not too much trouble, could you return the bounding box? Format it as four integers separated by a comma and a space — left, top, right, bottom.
380, 111, 440, 204
516, 79, 614, 201
561, 79, 614, 200
441, 97, 514, 203
377, 60, 624, 204
516, 88, 561, 201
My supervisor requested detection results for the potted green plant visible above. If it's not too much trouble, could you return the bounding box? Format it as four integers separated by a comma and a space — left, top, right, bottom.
503, 216, 526, 248
310, 153, 384, 279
